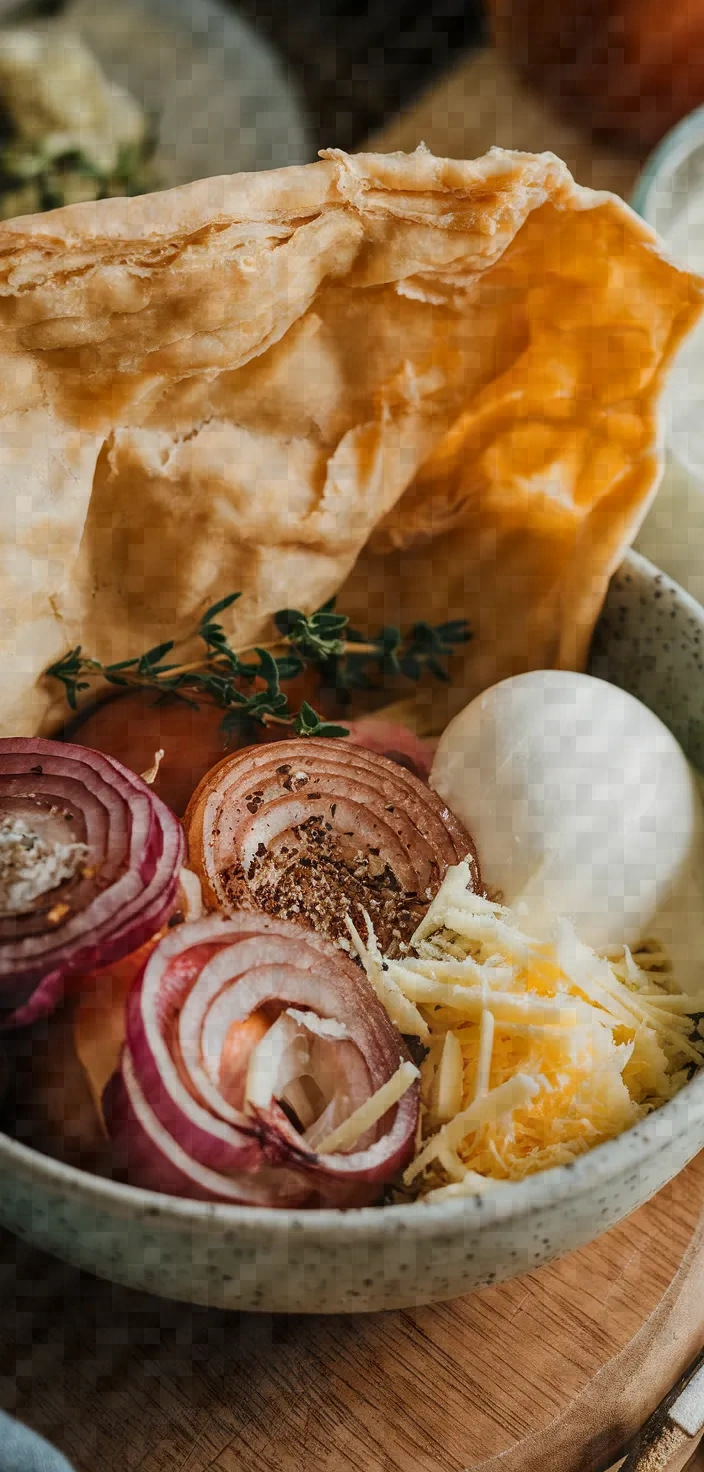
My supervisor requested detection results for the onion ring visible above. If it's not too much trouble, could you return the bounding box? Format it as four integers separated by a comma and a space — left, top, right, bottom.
184, 737, 479, 953
104, 912, 420, 1207
0, 738, 184, 1026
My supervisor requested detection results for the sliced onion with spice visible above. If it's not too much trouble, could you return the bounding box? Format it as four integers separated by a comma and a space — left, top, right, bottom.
0, 738, 184, 1026
104, 912, 420, 1207
184, 738, 479, 954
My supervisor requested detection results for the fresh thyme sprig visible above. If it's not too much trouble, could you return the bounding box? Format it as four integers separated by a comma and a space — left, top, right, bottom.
46, 595, 471, 740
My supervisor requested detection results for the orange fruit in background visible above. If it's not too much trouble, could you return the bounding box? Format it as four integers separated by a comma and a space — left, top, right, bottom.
490, 0, 704, 148
61, 670, 336, 817
64, 689, 235, 817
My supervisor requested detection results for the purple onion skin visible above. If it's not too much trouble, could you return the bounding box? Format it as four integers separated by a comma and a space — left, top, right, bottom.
102, 914, 420, 1210
0, 738, 184, 1030
103, 1067, 219, 1202
103, 1053, 323, 1208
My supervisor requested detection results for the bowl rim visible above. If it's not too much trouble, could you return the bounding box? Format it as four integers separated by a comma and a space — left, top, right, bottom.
2, 547, 704, 1238
631, 103, 704, 223
2, 1061, 703, 1235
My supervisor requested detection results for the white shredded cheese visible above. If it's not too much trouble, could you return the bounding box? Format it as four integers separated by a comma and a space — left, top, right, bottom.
385, 964, 585, 1026
140, 749, 164, 785
346, 913, 428, 1037
315, 1059, 419, 1155
356, 860, 704, 1196
423, 1171, 509, 1203
285, 1008, 349, 1041
432, 1029, 463, 1123
472, 1005, 495, 1103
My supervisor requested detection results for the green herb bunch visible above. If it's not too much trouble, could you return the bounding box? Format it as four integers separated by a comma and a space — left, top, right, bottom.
0, 138, 158, 222
47, 594, 471, 742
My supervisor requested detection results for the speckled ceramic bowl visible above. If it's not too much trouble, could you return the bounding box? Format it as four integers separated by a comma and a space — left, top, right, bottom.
1, 547, 704, 1314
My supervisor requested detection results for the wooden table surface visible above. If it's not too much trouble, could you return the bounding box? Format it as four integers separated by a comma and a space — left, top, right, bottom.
3, 43, 699, 1472
4, 1146, 704, 1471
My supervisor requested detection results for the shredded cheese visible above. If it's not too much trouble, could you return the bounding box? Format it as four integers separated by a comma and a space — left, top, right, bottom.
140, 749, 164, 785
354, 861, 704, 1197
473, 1005, 495, 1103
285, 1008, 349, 1041
346, 913, 428, 1037
316, 1060, 419, 1155
423, 1172, 510, 1203
432, 1030, 464, 1123
404, 1075, 541, 1185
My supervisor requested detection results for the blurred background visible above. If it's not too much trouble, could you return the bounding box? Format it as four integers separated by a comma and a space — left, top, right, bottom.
4, 0, 704, 607
4, 0, 704, 216
0, 0, 487, 212
234, 0, 487, 153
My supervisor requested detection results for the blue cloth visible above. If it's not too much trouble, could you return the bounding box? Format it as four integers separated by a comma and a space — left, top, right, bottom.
0, 1410, 75, 1472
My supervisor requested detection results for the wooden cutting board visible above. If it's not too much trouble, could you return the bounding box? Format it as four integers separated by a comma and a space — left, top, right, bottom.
2, 1149, 704, 1472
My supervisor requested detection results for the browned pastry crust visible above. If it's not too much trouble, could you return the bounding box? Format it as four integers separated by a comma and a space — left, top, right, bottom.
0, 145, 699, 739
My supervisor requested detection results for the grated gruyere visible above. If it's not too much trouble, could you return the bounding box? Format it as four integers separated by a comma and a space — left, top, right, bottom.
432, 1029, 464, 1123
355, 862, 704, 1197
315, 1060, 419, 1155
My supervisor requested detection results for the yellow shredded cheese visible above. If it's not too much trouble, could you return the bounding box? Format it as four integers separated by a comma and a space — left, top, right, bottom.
404, 1074, 541, 1184
355, 861, 704, 1197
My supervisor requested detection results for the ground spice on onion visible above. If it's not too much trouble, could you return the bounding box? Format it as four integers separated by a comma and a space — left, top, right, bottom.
220, 810, 431, 954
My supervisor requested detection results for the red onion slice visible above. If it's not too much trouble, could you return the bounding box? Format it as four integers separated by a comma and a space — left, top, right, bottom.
185, 738, 479, 954
0, 738, 184, 1026
105, 912, 420, 1208
343, 719, 436, 780
104, 1052, 310, 1206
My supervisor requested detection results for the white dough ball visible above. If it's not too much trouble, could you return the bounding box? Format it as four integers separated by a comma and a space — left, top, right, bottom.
430, 670, 704, 953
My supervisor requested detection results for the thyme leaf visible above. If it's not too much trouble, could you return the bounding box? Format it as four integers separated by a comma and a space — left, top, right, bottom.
45, 594, 472, 739
274, 604, 348, 660
293, 702, 351, 739
200, 592, 242, 624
